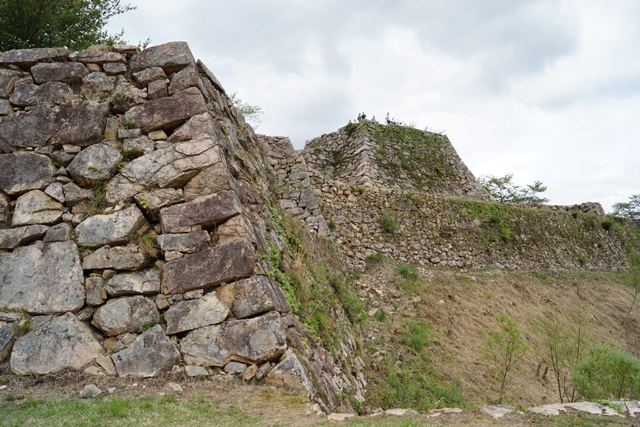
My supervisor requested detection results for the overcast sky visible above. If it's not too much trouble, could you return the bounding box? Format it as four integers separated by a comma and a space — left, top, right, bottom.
107, 0, 640, 211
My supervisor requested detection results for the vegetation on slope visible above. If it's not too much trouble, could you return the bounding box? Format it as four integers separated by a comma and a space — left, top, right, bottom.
359, 255, 640, 409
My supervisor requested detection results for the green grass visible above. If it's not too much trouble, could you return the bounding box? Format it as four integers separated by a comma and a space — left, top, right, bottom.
0, 396, 260, 427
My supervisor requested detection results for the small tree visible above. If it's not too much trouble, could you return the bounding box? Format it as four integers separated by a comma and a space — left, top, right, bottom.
479, 173, 549, 205
612, 194, 640, 220
0, 0, 135, 51
230, 92, 263, 127
482, 313, 528, 404
622, 251, 640, 326
537, 313, 588, 403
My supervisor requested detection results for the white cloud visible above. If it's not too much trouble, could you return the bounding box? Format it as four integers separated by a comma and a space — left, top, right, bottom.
107, 0, 640, 211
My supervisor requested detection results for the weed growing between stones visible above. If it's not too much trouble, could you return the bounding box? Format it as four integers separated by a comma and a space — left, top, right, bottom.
381, 212, 399, 234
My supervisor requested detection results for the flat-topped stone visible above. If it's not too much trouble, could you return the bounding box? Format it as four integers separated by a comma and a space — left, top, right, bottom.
161, 239, 257, 295
0, 47, 69, 68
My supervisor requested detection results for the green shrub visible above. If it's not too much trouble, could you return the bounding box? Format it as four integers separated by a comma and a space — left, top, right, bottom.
401, 322, 433, 352
365, 252, 385, 269
573, 344, 640, 400
381, 211, 399, 234
396, 264, 419, 281
602, 219, 614, 230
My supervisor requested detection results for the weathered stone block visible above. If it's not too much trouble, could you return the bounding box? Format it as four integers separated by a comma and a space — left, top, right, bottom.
81, 244, 151, 271
31, 62, 89, 84
123, 87, 207, 132
157, 230, 211, 254
0, 47, 69, 68
216, 275, 289, 319
49, 99, 109, 147
160, 190, 242, 233
12, 190, 63, 226
0, 225, 49, 250
134, 188, 184, 214
10, 312, 102, 375
111, 325, 180, 378
0, 108, 60, 149
164, 293, 229, 335
92, 295, 159, 336
72, 45, 126, 64
132, 67, 167, 86
85, 277, 106, 306
107, 137, 223, 202
0, 242, 85, 314
80, 72, 114, 103
67, 143, 123, 185
183, 162, 236, 201
161, 239, 257, 295
105, 269, 161, 297
43, 222, 72, 242
110, 80, 147, 113
75, 206, 146, 247
129, 41, 195, 74
0, 321, 15, 363
265, 348, 316, 394
180, 311, 286, 367
9, 81, 76, 107
168, 66, 198, 95
0, 152, 56, 196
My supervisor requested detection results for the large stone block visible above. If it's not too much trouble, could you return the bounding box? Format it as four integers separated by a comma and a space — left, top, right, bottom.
67, 143, 123, 185
265, 348, 316, 394
111, 325, 180, 377
123, 87, 207, 133
0, 242, 85, 314
0, 69, 21, 97
0, 47, 69, 68
183, 162, 236, 201
10, 312, 102, 375
80, 71, 115, 103
0, 152, 55, 195
129, 41, 195, 74
159, 190, 242, 233
0, 106, 60, 149
49, 99, 109, 147
164, 293, 229, 335
161, 239, 257, 295
12, 190, 62, 226
180, 311, 286, 367
81, 244, 151, 271
107, 137, 223, 202
75, 206, 146, 247
105, 269, 161, 297
9, 81, 76, 107
216, 275, 289, 319
31, 62, 89, 84
0, 321, 15, 363
168, 66, 198, 95
0, 225, 49, 250
157, 230, 211, 254
72, 45, 126, 65
92, 295, 159, 337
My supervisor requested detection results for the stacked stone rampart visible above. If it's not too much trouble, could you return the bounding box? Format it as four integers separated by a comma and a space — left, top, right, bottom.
0, 42, 364, 413
270, 122, 631, 271
259, 135, 330, 236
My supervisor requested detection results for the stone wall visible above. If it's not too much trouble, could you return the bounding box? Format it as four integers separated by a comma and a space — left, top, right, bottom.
259, 135, 330, 236
292, 122, 632, 271
0, 42, 364, 413
309, 181, 630, 270
303, 121, 490, 200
